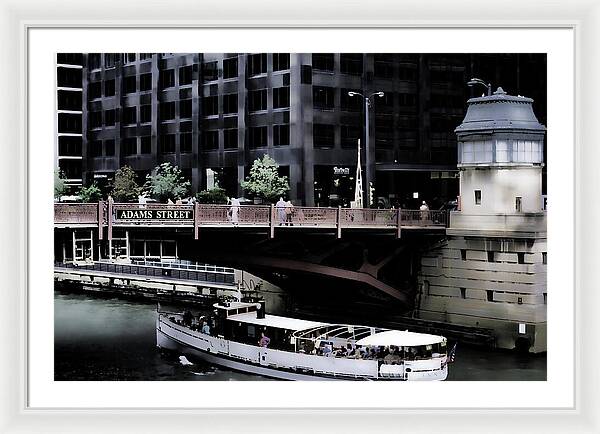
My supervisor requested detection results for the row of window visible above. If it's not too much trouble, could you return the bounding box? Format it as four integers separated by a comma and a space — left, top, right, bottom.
88, 126, 289, 155
459, 248, 546, 265
88, 53, 155, 70
313, 86, 418, 111
458, 140, 544, 164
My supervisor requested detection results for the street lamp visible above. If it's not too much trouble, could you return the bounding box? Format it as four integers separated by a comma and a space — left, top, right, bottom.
467, 77, 492, 96
348, 90, 385, 207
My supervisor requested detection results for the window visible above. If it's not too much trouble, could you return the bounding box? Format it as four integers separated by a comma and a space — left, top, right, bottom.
123, 76, 136, 94
313, 86, 334, 110
104, 53, 118, 69
398, 66, 417, 81
202, 61, 218, 82
180, 99, 192, 118
542, 252, 547, 264
140, 73, 152, 91
374, 54, 394, 78
461, 249, 467, 260
88, 53, 101, 70
249, 89, 267, 112
123, 106, 136, 125
517, 252, 525, 264
202, 130, 219, 150
88, 82, 101, 99
512, 140, 543, 163
104, 80, 115, 97
248, 126, 267, 148
223, 57, 238, 79
203, 96, 218, 116
160, 134, 176, 154
515, 196, 523, 213
140, 136, 151, 154
179, 65, 192, 85
223, 93, 238, 114
140, 105, 151, 123
160, 101, 175, 120
57, 67, 82, 88
89, 111, 102, 129
543, 293, 547, 304
474, 190, 481, 205
341, 125, 361, 149
58, 113, 81, 133
375, 125, 393, 149
341, 89, 362, 112
104, 139, 115, 156
57, 90, 82, 110
139, 53, 153, 61
180, 132, 192, 153
274, 124, 290, 146
160, 69, 175, 88
486, 290, 494, 302
487, 251, 495, 262
122, 137, 137, 156
58, 136, 81, 156
248, 53, 267, 76
104, 109, 115, 127
273, 53, 290, 71
90, 140, 102, 157
340, 54, 363, 75
224, 129, 238, 149
313, 124, 335, 148
374, 92, 394, 113
495, 139, 509, 163
273, 87, 290, 109
460, 287, 466, 299
124, 53, 136, 64
312, 53, 334, 72
398, 93, 417, 106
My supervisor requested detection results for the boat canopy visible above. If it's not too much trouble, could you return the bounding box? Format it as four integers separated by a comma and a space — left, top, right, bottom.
227, 312, 325, 332
355, 330, 445, 347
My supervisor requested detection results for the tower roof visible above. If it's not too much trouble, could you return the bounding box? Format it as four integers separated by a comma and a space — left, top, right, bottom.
455, 87, 546, 134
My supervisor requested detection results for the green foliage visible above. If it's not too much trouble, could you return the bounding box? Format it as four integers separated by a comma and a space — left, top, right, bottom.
143, 162, 191, 202
196, 187, 228, 204
79, 183, 102, 203
54, 169, 68, 199
240, 155, 289, 202
111, 165, 140, 202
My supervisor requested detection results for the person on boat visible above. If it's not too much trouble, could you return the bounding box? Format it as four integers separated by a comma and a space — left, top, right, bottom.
182, 310, 193, 326
201, 321, 211, 335
229, 197, 241, 226
275, 197, 286, 225
258, 332, 270, 348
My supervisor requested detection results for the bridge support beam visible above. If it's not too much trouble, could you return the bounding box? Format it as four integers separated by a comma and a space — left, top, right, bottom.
269, 204, 275, 239
194, 203, 200, 240
396, 207, 402, 239
336, 206, 342, 239
107, 199, 113, 241
97, 201, 104, 240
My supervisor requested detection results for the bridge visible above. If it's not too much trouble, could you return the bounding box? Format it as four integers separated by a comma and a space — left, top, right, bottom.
54, 202, 448, 239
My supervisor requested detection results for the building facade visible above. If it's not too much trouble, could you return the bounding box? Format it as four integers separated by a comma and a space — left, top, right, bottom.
56, 53, 546, 207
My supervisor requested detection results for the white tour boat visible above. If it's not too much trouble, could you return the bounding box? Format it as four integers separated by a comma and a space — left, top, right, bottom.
156, 300, 450, 381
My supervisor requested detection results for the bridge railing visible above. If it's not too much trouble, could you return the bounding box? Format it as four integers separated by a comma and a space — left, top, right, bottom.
54, 203, 448, 232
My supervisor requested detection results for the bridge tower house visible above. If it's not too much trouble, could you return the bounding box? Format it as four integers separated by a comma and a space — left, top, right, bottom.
417, 87, 547, 352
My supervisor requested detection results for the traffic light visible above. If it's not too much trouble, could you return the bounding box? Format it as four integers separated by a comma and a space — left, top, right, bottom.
369, 182, 375, 206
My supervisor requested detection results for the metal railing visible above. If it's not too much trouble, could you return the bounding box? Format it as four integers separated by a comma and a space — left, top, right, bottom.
55, 260, 236, 285
54, 203, 449, 234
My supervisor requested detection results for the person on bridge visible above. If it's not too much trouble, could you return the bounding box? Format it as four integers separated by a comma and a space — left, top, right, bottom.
285, 200, 294, 226
229, 197, 240, 225
276, 197, 286, 225
420, 201, 430, 221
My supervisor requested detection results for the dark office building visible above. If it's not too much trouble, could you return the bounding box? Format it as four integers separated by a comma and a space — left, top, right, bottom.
55, 53, 84, 191
57, 53, 546, 208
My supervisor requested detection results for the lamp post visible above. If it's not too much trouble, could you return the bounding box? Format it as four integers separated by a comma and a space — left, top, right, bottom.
467, 77, 492, 96
348, 90, 384, 207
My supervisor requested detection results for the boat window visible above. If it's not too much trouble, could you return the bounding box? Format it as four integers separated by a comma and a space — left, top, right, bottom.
247, 325, 256, 338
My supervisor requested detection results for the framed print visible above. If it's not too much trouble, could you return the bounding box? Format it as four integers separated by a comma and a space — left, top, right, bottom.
0, 0, 598, 433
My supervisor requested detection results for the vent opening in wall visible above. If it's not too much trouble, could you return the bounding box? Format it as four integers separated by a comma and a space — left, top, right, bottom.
486, 290, 494, 302
474, 190, 481, 205
487, 251, 495, 262
517, 252, 525, 264
460, 287, 466, 299
542, 252, 547, 264
461, 249, 467, 260
515, 196, 522, 212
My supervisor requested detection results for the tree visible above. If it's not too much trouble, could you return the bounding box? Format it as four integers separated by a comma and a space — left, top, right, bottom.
54, 169, 68, 199
143, 162, 191, 202
240, 155, 289, 202
79, 183, 102, 203
196, 187, 228, 204
111, 165, 140, 202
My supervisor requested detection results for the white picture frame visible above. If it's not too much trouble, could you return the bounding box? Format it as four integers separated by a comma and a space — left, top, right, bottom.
1, 0, 598, 432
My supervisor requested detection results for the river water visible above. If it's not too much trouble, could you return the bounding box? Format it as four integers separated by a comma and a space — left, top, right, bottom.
54, 292, 546, 381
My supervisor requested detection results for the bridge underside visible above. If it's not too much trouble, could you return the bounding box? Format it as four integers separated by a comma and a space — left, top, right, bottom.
54, 226, 446, 315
